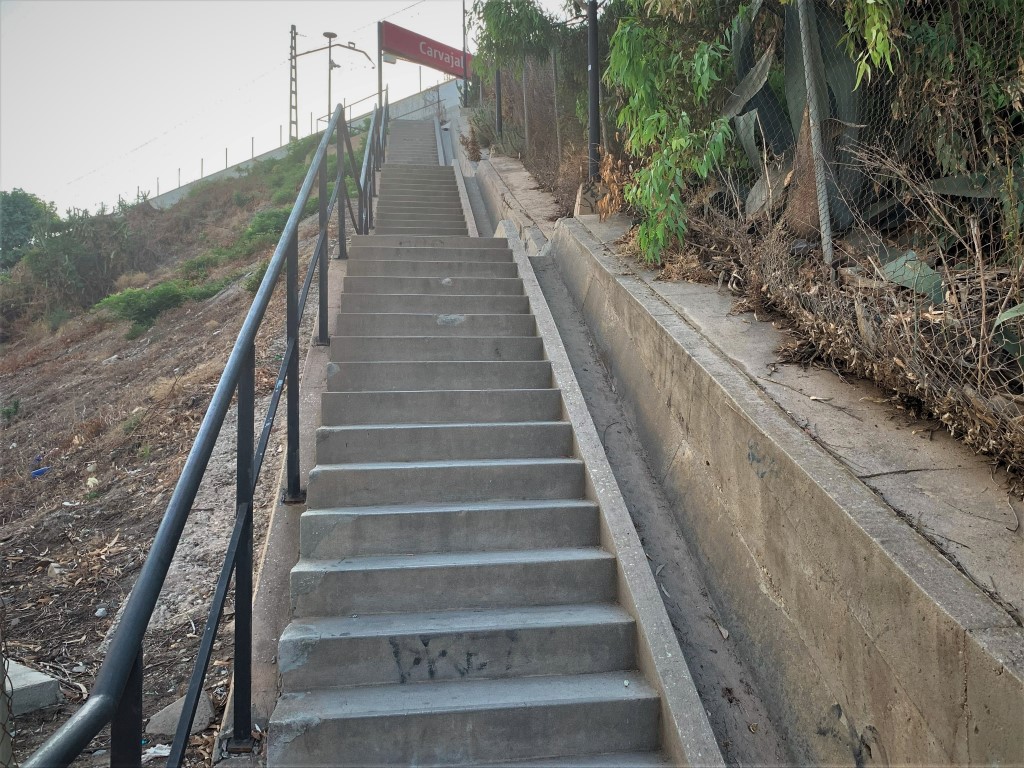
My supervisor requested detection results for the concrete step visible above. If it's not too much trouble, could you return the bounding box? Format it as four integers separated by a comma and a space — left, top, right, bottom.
333, 312, 534, 337
379, 193, 458, 201
306, 456, 583, 507
290, 546, 615, 615
346, 260, 517, 278
269, 672, 658, 767
494, 754, 670, 767
376, 201, 465, 213
321, 388, 562, 425
315, 421, 572, 463
382, 164, 454, 173
337, 293, 530, 314
375, 210, 467, 222
375, 215, 468, 228
349, 245, 512, 262
374, 226, 470, 236
327, 360, 551, 391
329, 335, 544, 362
278, 604, 634, 690
342, 276, 522, 296
378, 196, 462, 207
351, 235, 509, 249
299, 498, 598, 557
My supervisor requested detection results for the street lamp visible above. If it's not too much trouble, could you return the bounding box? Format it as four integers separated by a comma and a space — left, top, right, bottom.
324, 31, 338, 124
290, 28, 375, 137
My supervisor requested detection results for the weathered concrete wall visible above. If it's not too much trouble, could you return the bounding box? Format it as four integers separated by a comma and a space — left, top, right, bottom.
547, 218, 1024, 766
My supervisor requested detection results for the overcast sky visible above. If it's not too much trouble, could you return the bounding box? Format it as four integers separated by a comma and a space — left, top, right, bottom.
2, 0, 567, 214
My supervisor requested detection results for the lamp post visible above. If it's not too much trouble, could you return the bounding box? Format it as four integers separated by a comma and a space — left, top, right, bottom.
290, 28, 375, 133
324, 31, 338, 124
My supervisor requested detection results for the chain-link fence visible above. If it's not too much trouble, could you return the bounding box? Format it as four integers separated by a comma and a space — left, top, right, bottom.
659, 0, 1024, 476
2, 598, 15, 768
740, 0, 1021, 474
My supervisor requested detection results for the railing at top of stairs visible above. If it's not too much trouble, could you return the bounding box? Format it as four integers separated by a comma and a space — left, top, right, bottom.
25, 93, 390, 768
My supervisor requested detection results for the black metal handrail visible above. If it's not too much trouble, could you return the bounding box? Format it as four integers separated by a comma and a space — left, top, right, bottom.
26, 92, 390, 768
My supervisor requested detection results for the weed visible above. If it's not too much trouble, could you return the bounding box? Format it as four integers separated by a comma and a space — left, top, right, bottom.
122, 412, 143, 434
47, 307, 72, 331
97, 277, 231, 334
1, 399, 20, 424
138, 443, 152, 460
245, 260, 270, 295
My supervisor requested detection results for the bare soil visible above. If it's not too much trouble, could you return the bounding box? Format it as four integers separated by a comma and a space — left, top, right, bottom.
1, 194, 326, 765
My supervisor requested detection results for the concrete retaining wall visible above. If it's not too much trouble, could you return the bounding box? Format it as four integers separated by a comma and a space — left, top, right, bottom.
547, 218, 1023, 765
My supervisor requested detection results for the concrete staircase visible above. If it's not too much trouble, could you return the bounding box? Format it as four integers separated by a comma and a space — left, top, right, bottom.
374, 120, 468, 238
267, 120, 704, 766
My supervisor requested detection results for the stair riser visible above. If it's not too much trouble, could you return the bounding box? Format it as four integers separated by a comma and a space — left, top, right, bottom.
300, 502, 598, 558
306, 458, 582, 506
291, 553, 614, 615
269, 696, 659, 767
346, 261, 517, 278
279, 621, 635, 690
320, 388, 561, 426
375, 210, 466, 221
315, 422, 572, 463
374, 227, 470, 236
379, 191, 461, 201
349, 246, 512, 262
326, 360, 552, 392
375, 205, 465, 216
334, 312, 534, 337
329, 336, 544, 363
337, 294, 530, 314
350, 235, 508, 249
342, 276, 523, 296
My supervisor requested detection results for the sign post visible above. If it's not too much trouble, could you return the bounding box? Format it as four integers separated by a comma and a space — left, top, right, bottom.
380, 21, 473, 80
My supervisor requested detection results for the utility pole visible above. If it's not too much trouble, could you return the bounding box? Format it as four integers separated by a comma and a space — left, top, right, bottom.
289, 25, 299, 143
587, 0, 599, 179
462, 0, 468, 107
324, 31, 337, 124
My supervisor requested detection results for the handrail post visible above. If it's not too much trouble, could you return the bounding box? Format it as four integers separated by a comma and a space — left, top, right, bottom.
110, 649, 142, 768
337, 121, 348, 260
228, 343, 255, 752
316, 155, 329, 346
284, 229, 304, 503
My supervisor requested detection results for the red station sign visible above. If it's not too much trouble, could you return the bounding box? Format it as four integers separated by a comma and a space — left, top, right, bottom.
380, 21, 473, 78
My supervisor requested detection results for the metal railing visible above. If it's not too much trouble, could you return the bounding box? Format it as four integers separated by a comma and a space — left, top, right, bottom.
26, 93, 390, 768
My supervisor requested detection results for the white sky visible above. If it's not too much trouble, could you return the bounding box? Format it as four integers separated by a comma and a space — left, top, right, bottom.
1, 0, 547, 213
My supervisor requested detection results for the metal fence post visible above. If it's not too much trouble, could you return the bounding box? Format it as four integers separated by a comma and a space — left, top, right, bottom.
284, 229, 303, 502
230, 343, 255, 751
796, 0, 835, 280
110, 649, 143, 768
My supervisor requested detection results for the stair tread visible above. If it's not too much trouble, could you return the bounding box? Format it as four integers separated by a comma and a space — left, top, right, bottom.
272, 671, 654, 720
281, 603, 633, 639
486, 753, 668, 767
294, 546, 612, 572
314, 457, 580, 471
302, 498, 596, 516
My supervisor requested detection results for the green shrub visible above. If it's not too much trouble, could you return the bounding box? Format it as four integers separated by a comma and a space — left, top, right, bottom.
97, 277, 230, 333
244, 259, 270, 295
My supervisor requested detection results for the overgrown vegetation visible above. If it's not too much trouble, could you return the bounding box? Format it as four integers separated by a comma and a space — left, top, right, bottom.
0, 130, 356, 343
470, 0, 1023, 475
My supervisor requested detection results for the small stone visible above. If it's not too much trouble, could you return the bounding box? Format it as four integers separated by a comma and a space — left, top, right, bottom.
46, 563, 63, 578
623, 680, 630, 687
145, 692, 214, 737
71, 664, 87, 674
95, 607, 108, 618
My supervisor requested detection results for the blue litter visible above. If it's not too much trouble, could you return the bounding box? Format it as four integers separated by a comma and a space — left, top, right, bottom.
31, 466, 51, 478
